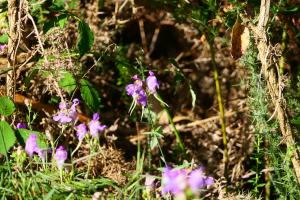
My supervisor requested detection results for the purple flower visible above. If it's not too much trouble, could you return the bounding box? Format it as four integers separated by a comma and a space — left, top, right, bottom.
25, 134, 45, 159
53, 98, 79, 124
75, 123, 88, 140
0, 44, 6, 52
25, 134, 39, 157
188, 168, 214, 193
55, 146, 68, 169
88, 113, 106, 138
161, 167, 187, 196
125, 75, 147, 107
146, 71, 159, 94
137, 89, 147, 107
16, 122, 27, 129
125, 76, 143, 96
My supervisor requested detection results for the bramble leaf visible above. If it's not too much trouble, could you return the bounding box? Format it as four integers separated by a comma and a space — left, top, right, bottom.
58, 71, 77, 95
80, 79, 100, 111
0, 121, 16, 155
0, 96, 15, 117
77, 20, 94, 56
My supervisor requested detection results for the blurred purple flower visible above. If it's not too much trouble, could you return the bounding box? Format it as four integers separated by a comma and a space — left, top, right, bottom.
75, 123, 88, 140
146, 71, 159, 94
161, 167, 187, 196
88, 113, 106, 138
25, 134, 39, 157
16, 122, 27, 129
0, 44, 6, 52
55, 146, 68, 169
188, 168, 214, 193
53, 98, 79, 124
25, 133, 45, 159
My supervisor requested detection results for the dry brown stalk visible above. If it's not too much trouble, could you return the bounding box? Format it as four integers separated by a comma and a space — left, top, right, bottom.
253, 0, 300, 183
7, 0, 18, 98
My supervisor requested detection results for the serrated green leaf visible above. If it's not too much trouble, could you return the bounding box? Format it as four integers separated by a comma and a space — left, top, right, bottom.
58, 71, 76, 95
16, 129, 47, 149
77, 20, 94, 56
0, 121, 16, 155
0, 33, 8, 44
0, 96, 15, 117
80, 79, 101, 111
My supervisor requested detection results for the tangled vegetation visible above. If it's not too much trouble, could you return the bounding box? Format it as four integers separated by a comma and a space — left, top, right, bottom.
0, 0, 300, 199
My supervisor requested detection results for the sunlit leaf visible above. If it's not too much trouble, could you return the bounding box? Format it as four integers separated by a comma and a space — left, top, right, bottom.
80, 79, 101, 111
0, 96, 15, 117
0, 121, 16, 155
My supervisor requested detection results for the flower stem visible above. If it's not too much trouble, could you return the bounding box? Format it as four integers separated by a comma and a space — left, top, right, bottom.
208, 37, 229, 186
71, 140, 82, 158
156, 94, 185, 152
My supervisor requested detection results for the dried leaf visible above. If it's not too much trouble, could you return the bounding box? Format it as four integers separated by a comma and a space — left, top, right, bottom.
231, 19, 250, 59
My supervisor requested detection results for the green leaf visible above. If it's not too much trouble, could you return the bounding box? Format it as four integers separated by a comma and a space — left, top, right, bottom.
0, 33, 8, 44
0, 96, 15, 117
77, 20, 94, 56
291, 116, 300, 125
80, 79, 101, 111
0, 121, 16, 155
43, 14, 68, 32
16, 129, 47, 149
58, 71, 76, 95
49, 0, 66, 11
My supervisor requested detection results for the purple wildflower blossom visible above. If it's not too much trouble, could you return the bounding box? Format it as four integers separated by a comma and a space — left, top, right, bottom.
25, 134, 45, 159
75, 123, 88, 141
188, 168, 214, 193
125, 75, 148, 107
55, 146, 68, 169
146, 71, 159, 94
16, 122, 27, 129
161, 167, 187, 196
0, 44, 6, 52
136, 89, 147, 107
25, 134, 39, 157
53, 98, 79, 124
88, 113, 106, 138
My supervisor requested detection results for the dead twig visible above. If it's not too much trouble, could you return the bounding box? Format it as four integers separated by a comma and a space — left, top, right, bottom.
253, 0, 300, 183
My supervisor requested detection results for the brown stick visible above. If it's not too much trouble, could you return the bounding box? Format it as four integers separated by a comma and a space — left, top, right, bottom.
253, 0, 300, 183
7, 0, 18, 98
13, 93, 89, 123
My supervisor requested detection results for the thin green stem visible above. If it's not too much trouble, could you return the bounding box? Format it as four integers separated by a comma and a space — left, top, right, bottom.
208, 38, 229, 185
155, 94, 184, 152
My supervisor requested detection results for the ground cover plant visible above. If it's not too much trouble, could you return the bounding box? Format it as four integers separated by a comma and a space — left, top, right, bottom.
0, 0, 300, 199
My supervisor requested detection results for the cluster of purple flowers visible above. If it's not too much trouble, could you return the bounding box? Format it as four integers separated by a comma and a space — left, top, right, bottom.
75, 113, 106, 140
53, 98, 79, 124
161, 166, 214, 196
125, 71, 159, 107
25, 133, 68, 169
24, 98, 106, 170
